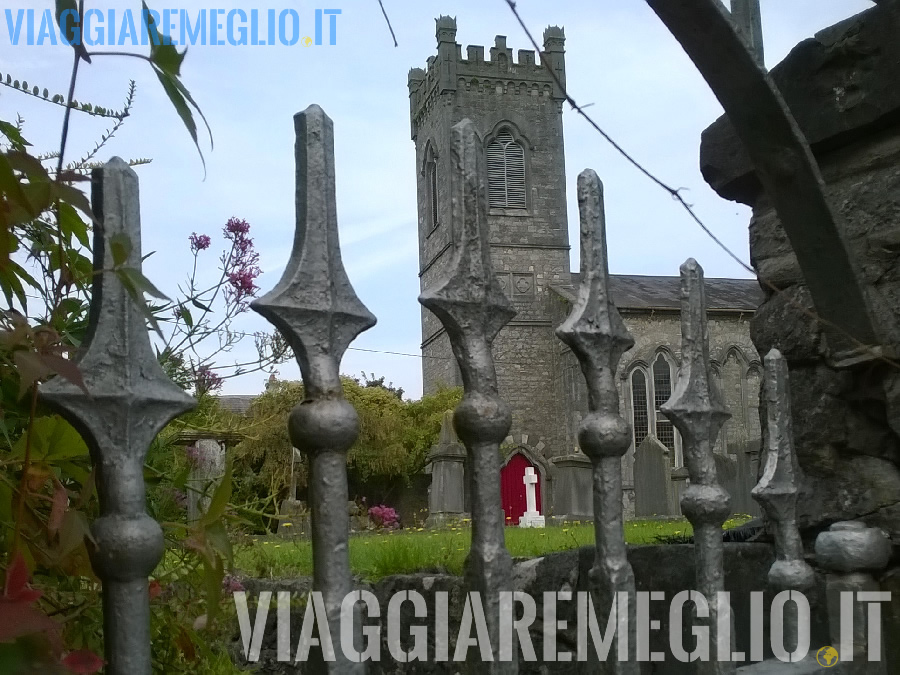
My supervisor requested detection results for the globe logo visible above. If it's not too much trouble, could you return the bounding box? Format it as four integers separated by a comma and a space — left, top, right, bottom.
816, 646, 839, 667
301, 36, 313, 47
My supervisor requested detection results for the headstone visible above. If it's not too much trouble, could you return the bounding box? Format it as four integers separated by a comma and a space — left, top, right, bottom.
634, 436, 673, 517
734, 440, 762, 517
550, 453, 591, 522
187, 438, 226, 524
425, 411, 468, 528
518, 466, 545, 528
669, 466, 689, 516
715, 452, 739, 518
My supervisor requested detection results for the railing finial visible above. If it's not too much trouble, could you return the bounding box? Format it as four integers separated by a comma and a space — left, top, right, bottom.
556, 170, 638, 672
251, 105, 374, 673
660, 258, 734, 675
419, 117, 517, 672
40, 157, 196, 675
752, 348, 815, 656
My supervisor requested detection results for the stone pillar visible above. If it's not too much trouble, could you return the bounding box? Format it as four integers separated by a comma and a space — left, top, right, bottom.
187, 438, 225, 524
518, 467, 545, 528
549, 453, 592, 523
815, 521, 892, 673
425, 411, 468, 528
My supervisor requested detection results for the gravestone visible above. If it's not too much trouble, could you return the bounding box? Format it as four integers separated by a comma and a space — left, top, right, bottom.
278, 447, 310, 536
715, 452, 739, 517
518, 466, 545, 528
425, 411, 468, 528
634, 436, 673, 517
669, 466, 689, 516
187, 438, 226, 524
734, 440, 762, 517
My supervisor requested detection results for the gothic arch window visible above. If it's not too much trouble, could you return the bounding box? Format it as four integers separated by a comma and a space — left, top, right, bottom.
652, 354, 675, 455
628, 352, 682, 467
631, 370, 650, 448
486, 128, 526, 209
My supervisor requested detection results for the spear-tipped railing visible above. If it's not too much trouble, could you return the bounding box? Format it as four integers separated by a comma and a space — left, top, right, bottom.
660, 259, 734, 675
252, 105, 376, 673
751, 349, 815, 657
40, 158, 196, 675
419, 118, 517, 672
556, 170, 637, 672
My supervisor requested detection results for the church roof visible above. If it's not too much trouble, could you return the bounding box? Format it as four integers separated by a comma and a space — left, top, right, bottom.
215, 395, 255, 415
554, 274, 762, 312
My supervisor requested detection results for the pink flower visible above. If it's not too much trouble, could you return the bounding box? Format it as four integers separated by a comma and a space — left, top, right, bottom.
222, 575, 244, 594
189, 232, 211, 252
221, 217, 261, 311
194, 364, 224, 395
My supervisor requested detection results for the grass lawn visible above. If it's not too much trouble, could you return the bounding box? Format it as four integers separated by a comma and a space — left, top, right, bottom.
233, 516, 753, 581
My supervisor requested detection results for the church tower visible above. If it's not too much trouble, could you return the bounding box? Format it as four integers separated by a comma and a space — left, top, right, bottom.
409, 17, 572, 456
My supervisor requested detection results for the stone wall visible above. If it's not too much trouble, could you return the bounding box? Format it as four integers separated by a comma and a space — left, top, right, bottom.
700, 0, 900, 539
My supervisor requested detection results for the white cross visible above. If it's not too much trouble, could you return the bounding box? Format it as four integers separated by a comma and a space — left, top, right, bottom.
519, 466, 544, 528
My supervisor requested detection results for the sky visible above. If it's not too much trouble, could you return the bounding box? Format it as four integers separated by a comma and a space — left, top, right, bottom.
1, 0, 875, 399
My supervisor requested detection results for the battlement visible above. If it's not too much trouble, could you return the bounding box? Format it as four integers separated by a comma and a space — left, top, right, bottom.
408, 18, 565, 84
408, 17, 567, 139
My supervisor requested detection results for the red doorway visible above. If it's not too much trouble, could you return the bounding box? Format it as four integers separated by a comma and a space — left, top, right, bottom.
500, 453, 542, 526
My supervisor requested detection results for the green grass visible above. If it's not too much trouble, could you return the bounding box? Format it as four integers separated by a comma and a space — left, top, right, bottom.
233, 515, 753, 581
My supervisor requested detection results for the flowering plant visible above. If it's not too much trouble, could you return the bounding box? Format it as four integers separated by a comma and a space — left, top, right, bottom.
156, 217, 288, 397
368, 504, 400, 530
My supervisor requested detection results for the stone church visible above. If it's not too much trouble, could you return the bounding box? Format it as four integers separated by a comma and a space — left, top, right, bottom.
409, 17, 763, 522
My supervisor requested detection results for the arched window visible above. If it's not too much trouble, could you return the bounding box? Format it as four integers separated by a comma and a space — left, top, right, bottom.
628, 353, 682, 467
486, 129, 526, 209
631, 370, 649, 448
652, 354, 676, 455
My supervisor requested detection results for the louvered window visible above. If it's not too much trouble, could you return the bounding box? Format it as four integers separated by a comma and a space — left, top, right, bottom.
487, 129, 526, 209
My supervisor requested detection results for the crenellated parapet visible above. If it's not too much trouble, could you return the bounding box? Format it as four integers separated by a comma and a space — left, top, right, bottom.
408, 18, 566, 139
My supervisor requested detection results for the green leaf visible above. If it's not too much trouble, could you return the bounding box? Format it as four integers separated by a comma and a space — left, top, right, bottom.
0, 121, 30, 150
55, 0, 78, 34
10, 415, 89, 461
191, 298, 212, 313
201, 454, 232, 526
116, 268, 165, 339
178, 305, 193, 327
57, 202, 90, 248
53, 182, 95, 223
118, 266, 169, 300
109, 232, 132, 267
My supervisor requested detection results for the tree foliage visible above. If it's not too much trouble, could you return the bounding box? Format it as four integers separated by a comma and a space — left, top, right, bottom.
232, 377, 462, 519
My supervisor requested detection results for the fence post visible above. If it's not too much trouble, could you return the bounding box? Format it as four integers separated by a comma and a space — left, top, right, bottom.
660, 259, 734, 674
40, 158, 196, 675
555, 170, 638, 672
252, 105, 376, 673
419, 118, 517, 672
751, 348, 815, 657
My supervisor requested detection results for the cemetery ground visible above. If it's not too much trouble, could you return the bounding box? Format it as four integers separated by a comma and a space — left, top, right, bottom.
227, 515, 755, 580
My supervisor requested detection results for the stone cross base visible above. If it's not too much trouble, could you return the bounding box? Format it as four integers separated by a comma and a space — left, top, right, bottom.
519, 512, 545, 528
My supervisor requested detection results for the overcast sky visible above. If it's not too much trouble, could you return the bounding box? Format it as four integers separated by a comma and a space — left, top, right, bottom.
1, 0, 874, 398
